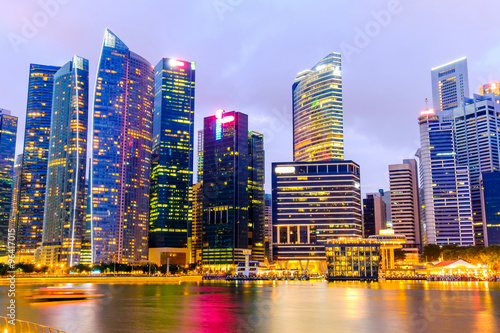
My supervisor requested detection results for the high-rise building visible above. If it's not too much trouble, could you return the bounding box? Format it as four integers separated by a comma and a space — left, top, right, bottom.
191, 182, 203, 264
202, 110, 264, 267
40, 56, 88, 266
451, 94, 500, 245
480, 172, 500, 246
0, 109, 18, 257
91, 29, 154, 264
363, 191, 387, 237
9, 154, 22, 231
389, 159, 421, 250
479, 82, 500, 96
417, 108, 474, 246
380, 189, 392, 228
149, 57, 195, 250
264, 193, 272, 262
16, 64, 60, 262
431, 57, 469, 111
272, 161, 362, 274
197, 129, 204, 183
248, 131, 265, 262
293, 52, 343, 162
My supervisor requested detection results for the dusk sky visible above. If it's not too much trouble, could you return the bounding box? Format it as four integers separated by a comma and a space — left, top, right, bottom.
1, 0, 500, 194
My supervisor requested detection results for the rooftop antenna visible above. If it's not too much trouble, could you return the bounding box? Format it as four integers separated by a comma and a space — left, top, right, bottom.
425, 98, 429, 108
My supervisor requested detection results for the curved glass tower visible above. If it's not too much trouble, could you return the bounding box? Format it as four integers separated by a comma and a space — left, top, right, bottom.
293, 52, 343, 162
91, 29, 154, 264
41, 56, 88, 266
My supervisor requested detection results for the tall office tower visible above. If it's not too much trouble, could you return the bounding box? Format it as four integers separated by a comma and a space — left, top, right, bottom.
451, 94, 500, 245
479, 82, 500, 96
0, 109, 18, 257
293, 52, 343, 162
417, 109, 474, 246
80, 174, 92, 266
389, 159, 421, 250
149, 57, 195, 250
202, 110, 264, 267
431, 57, 469, 111
40, 56, 88, 266
380, 189, 392, 227
272, 161, 362, 274
264, 194, 272, 262
480, 172, 500, 246
9, 154, 23, 230
363, 191, 387, 237
91, 29, 154, 264
191, 182, 203, 264
197, 130, 204, 183
17, 64, 60, 262
248, 131, 265, 262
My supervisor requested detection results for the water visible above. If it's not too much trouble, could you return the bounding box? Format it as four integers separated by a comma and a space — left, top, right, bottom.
4, 280, 500, 332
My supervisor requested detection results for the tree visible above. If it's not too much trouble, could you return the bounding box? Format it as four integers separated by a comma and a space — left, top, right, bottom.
422, 244, 441, 262
394, 249, 406, 261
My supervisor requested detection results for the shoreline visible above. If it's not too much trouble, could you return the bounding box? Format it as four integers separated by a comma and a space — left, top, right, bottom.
0, 275, 203, 285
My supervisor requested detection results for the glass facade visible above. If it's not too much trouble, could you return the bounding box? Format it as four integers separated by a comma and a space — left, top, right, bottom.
41, 56, 88, 266
293, 52, 343, 162
17, 64, 60, 261
481, 172, 500, 246
272, 161, 362, 262
149, 57, 195, 249
418, 109, 474, 246
431, 57, 469, 111
91, 29, 154, 264
202, 111, 264, 265
326, 239, 380, 281
0, 109, 18, 257
9, 154, 22, 231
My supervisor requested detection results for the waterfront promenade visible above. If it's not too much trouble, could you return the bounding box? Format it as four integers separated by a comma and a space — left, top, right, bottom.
0, 275, 203, 285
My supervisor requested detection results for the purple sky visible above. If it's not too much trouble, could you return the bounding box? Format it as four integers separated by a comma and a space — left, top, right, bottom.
1, 0, 500, 195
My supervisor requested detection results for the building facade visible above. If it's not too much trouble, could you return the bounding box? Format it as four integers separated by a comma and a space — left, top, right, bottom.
481, 172, 500, 246
417, 109, 474, 246
431, 57, 469, 111
248, 131, 265, 262
41, 56, 88, 266
149, 57, 195, 250
363, 191, 387, 237
293, 52, 343, 162
264, 193, 272, 263
9, 154, 22, 231
16, 64, 60, 262
191, 182, 203, 264
389, 159, 421, 250
91, 29, 154, 264
272, 160, 362, 274
197, 129, 204, 183
0, 109, 18, 257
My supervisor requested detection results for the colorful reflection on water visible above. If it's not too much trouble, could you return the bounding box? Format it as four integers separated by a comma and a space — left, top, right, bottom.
4, 280, 500, 332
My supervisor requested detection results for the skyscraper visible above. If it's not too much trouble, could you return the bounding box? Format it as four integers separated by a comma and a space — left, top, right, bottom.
191, 182, 203, 264
9, 154, 22, 231
363, 191, 387, 237
451, 94, 500, 245
202, 110, 265, 266
417, 108, 474, 246
293, 52, 343, 162
40, 56, 88, 266
0, 109, 18, 257
149, 57, 195, 250
91, 29, 154, 264
431, 57, 469, 111
480, 172, 500, 246
264, 193, 272, 263
389, 159, 421, 250
17, 64, 60, 262
272, 161, 362, 274
197, 129, 204, 183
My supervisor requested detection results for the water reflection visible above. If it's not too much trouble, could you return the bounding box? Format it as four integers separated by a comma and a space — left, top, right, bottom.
4, 280, 500, 333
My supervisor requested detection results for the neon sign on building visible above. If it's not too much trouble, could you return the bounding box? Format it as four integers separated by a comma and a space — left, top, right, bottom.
215, 109, 235, 140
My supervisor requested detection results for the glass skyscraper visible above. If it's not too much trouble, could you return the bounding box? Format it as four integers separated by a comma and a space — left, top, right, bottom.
202, 111, 265, 266
17, 64, 60, 262
9, 154, 22, 231
417, 109, 474, 246
41, 56, 88, 266
91, 29, 154, 264
0, 109, 18, 257
481, 172, 500, 246
149, 57, 195, 249
293, 52, 343, 162
272, 160, 362, 274
431, 57, 469, 111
